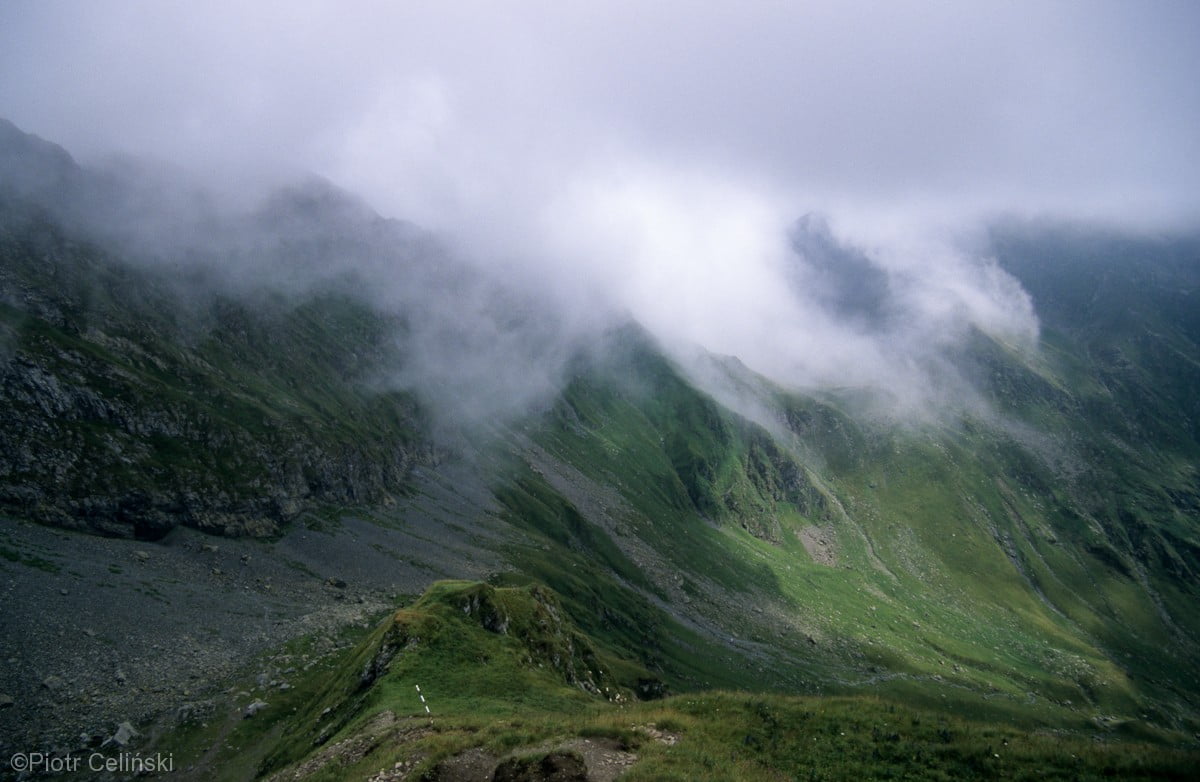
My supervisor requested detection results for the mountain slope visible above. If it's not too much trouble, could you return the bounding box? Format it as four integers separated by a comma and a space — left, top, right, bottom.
0, 202, 429, 537
0, 123, 433, 538
502, 322, 1200, 730
185, 580, 1197, 782
1, 119, 1198, 776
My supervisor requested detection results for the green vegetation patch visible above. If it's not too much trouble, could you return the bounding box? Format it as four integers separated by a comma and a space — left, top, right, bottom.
0, 543, 61, 573
176, 579, 1198, 782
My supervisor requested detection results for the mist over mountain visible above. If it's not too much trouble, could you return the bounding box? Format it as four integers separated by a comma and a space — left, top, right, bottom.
3, 2, 1196, 424
2, 4, 1199, 778
2, 116, 1199, 779
0, 117, 1046, 432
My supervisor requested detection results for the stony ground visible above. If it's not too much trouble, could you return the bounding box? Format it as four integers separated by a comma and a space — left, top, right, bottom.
0, 464, 510, 766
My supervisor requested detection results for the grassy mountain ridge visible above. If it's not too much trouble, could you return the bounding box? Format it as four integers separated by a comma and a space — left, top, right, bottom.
180, 579, 1197, 781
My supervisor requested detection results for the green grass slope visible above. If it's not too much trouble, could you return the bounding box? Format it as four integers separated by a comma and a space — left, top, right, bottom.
473, 291, 1200, 744
182, 580, 1198, 781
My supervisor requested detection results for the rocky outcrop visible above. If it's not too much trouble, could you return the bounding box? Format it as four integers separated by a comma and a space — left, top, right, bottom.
0, 208, 429, 539
0, 336, 426, 538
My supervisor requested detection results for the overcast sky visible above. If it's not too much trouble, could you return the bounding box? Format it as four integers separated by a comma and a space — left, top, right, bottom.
2, 1, 1196, 229
1, 1, 1197, 414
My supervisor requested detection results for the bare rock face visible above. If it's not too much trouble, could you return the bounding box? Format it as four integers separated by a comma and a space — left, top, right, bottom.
458, 588, 511, 635
0, 332, 423, 538
0, 215, 428, 540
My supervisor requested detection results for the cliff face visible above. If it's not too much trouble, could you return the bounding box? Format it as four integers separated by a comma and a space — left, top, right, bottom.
0, 201, 428, 539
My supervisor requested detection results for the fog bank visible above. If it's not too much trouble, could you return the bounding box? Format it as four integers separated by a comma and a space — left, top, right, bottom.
2, 2, 1195, 421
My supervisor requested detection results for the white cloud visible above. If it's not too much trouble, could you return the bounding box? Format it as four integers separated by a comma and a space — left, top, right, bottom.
0, 0, 1190, 418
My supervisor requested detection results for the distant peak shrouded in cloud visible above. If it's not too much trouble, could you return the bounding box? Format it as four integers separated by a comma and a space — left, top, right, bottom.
0, 2, 1194, 421
3, 118, 1038, 429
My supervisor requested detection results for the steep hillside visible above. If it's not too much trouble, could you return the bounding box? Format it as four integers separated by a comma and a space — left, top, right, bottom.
0, 205, 428, 538
0, 125, 432, 538
494, 321, 1200, 733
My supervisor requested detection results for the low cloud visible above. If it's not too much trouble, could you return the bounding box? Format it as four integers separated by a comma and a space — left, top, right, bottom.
0, 2, 1191, 424
1, 114, 1041, 430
